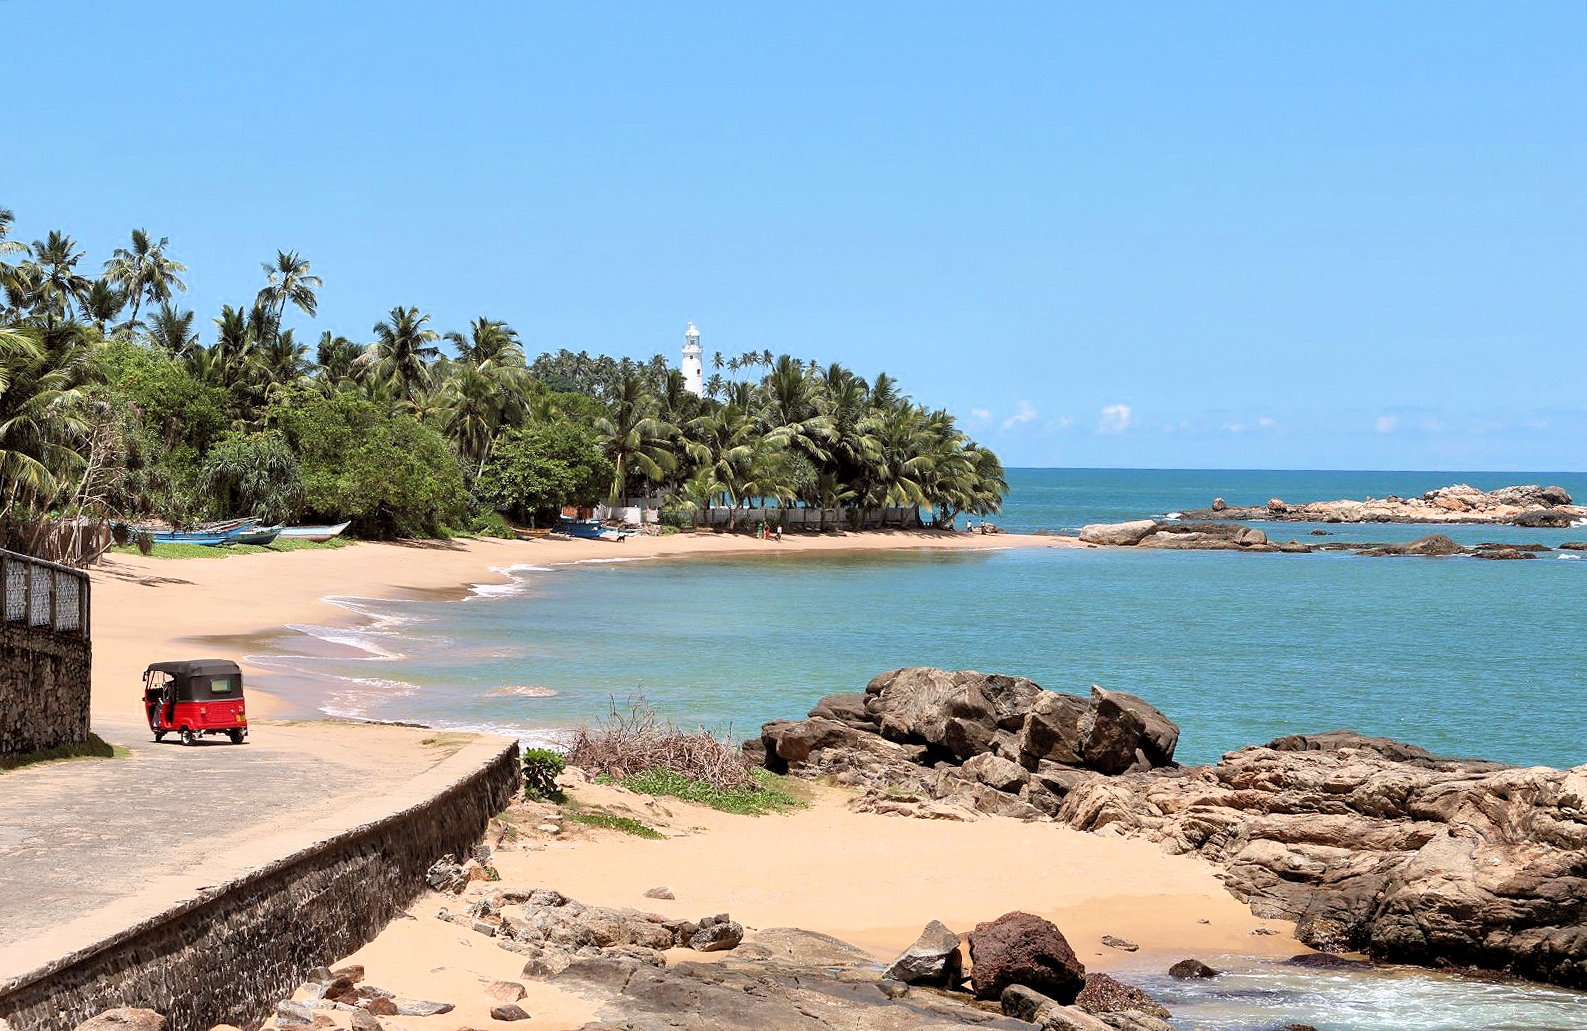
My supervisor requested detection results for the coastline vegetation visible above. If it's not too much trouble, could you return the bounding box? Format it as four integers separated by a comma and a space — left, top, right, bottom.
562, 810, 667, 840
0, 206, 1007, 561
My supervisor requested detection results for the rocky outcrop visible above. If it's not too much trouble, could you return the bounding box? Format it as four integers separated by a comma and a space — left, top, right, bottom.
1180, 484, 1585, 526
881, 920, 962, 986
1055, 732, 1587, 989
759, 674, 1587, 992
756, 669, 1180, 821
1081, 521, 1312, 553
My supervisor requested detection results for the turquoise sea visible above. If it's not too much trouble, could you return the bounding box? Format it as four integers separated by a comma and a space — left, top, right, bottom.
258, 468, 1587, 770
247, 468, 1587, 1031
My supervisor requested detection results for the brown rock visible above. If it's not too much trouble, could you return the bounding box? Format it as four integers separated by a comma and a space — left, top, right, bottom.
1168, 958, 1220, 979
882, 919, 962, 985
642, 886, 675, 900
968, 911, 1086, 1003
1075, 972, 1170, 1018
489, 1004, 530, 1021
1019, 690, 1089, 765
362, 998, 398, 1017
1078, 520, 1160, 546
347, 1012, 380, 1031
484, 980, 527, 1003
74, 1011, 168, 1031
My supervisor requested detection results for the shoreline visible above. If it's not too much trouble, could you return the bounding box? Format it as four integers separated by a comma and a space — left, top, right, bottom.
89, 529, 1082, 725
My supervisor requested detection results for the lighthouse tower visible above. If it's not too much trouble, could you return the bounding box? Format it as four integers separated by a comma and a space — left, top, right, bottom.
681, 322, 704, 397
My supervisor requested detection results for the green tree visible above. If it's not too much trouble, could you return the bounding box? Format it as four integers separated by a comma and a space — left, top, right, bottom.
26, 231, 92, 323
147, 303, 199, 357
475, 423, 612, 524
273, 392, 468, 537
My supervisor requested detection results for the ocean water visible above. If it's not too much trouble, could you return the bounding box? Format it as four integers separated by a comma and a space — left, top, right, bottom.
242, 468, 1587, 1030
255, 468, 1587, 769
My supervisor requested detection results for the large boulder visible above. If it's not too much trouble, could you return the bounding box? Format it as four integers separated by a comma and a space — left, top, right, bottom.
1018, 691, 1089, 766
882, 920, 962, 985
760, 717, 863, 768
1078, 691, 1146, 774
1091, 687, 1178, 766
808, 693, 875, 728
967, 911, 1086, 1003
1078, 521, 1159, 547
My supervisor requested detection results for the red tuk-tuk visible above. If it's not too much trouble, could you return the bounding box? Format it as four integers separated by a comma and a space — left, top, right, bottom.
143, 659, 249, 745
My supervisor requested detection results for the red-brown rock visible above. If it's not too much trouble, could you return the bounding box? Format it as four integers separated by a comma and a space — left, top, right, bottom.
967, 911, 1085, 1003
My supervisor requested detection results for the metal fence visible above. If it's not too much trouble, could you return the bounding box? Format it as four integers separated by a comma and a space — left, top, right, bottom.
1, 549, 90, 637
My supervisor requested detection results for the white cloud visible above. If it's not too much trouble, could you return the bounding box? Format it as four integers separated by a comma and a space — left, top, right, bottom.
1098, 403, 1133, 434
1375, 415, 1400, 434
1258, 416, 1275, 428
1224, 423, 1247, 434
1054, 415, 1074, 429
969, 407, 992, 423
1002, 401, 1038, 430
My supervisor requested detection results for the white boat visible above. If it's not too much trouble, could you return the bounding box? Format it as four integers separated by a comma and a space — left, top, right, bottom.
276, 521, 351, 543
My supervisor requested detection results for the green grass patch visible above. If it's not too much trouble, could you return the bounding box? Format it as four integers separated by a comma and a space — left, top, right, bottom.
564, 811, 665, 839
111, 537, 355, 559
617, 767, 805, 815
1, 733, 118, 771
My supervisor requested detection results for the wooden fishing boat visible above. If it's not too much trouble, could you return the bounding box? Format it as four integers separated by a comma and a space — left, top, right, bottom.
228, 525, 282, 546
514, 527, 552, 540
555, 518, 634, 541
275, 521, 351, 542
148, 519, 260, 546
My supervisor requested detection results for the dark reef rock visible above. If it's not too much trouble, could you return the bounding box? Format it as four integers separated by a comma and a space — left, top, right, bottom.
968, 911, 1086, 1003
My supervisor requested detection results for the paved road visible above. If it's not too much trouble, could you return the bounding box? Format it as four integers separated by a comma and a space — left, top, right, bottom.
0, 718, 459, 951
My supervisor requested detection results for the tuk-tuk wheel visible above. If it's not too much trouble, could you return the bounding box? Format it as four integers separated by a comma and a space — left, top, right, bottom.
180, 728, 195, 746
154, 730, 165, 743
228, 729, 245, 744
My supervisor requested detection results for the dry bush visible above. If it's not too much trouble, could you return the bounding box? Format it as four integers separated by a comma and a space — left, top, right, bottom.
566, 695, 756, 790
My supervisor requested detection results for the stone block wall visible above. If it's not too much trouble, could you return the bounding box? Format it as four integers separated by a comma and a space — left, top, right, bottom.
0, 741, 520, 1031
0, 619, 92, 759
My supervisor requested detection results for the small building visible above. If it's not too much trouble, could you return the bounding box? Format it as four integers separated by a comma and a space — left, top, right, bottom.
681, 322, 704, 397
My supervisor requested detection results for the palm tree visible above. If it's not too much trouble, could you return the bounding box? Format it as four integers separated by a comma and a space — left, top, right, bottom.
360, 306, 440, 403
103, 229, 187, 325
147, 303, 199, 357
445, 317, 523, 367
0, 208, 25, 256
759, 354, 832, 462
77, 280, 127, 335
594, 374, 677, 504
711, 351, 724, 371
256, 250, 322, 332
0, 322, 103, 524
27, 231, 92, 323
313, 331, 362, 390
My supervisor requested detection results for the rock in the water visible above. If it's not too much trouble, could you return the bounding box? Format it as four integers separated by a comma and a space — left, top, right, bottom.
1075, 972, 1171, 1018
1286, 952, 1373, 970
643, 886, 675, 900
690, 915, 744, 952
1167, 959, 1221, 979
394, 1000, 454, 1017
1079, 520, 1160, 546
74, 1011, 168, 1031
968, 911, 1086, 1003
1099, 935, 1139, 952
882, 919, 962, 985
489, 1005, 530, 1022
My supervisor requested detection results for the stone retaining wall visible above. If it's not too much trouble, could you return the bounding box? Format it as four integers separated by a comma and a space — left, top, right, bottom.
0, 740, 520, 1031
0, 548, 92, 760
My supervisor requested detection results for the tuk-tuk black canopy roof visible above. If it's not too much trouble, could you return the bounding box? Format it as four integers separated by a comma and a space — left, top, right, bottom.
145, 660, 242, 679
144, 660, 244, 702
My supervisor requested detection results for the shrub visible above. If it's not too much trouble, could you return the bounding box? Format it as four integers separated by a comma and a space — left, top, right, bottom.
475, 423, 612, 525
620, 767, 801, 815
134, 530, 154, 555
563, 811, 664, 839
522, 746, 567, 801
471, 510, 516, 539
566, 696, 757, 791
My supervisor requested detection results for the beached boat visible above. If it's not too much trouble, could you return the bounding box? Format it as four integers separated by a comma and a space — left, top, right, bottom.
514, 527, 552, 540
148, 519, 260, 546
555, 518, 634, 541
275, 521, 351, 543
228, 525, 282, 546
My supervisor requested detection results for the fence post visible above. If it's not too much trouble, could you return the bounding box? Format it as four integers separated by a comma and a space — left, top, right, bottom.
49, 569, 58, 631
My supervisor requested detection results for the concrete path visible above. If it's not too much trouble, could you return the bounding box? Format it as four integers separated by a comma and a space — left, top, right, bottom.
0, 718, 470, 953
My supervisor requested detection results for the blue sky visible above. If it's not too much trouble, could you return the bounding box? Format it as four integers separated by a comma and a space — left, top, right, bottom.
4, 2, 1582, 470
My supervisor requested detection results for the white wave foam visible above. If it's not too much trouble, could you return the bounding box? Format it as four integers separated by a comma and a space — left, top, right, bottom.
487, 685, 559, 698
284, 623, 408, 661
574, 556, 651, 565
1165, 511, 1183, 519
1558, 553, 1581, 561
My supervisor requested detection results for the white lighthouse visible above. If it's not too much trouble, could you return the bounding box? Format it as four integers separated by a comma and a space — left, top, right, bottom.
681, 322, 704, 397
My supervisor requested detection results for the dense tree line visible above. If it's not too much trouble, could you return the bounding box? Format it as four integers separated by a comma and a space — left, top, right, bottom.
0, 206, 1006, 553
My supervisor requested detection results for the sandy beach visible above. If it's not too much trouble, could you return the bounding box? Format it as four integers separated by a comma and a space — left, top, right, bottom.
81, 528, 1306, 1031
